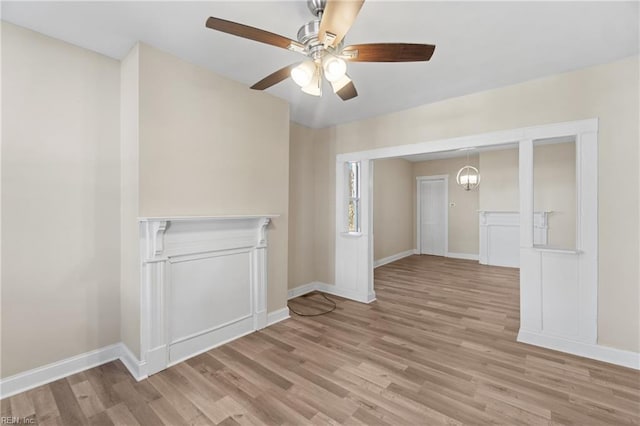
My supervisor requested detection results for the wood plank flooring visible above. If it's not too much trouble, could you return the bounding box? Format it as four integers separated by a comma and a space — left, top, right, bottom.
2, 255, 639, 425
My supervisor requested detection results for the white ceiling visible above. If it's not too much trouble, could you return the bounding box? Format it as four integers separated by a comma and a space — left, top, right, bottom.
2, 1, 638, 128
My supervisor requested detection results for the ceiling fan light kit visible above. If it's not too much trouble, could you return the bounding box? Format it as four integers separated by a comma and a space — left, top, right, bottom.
291, 61, 317, 87
301, 65, 323, 97
322, 55, 347, 82
205, 0, 436, 101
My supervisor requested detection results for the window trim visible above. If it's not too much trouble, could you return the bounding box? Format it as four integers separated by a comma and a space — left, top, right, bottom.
345, 161, 361, 233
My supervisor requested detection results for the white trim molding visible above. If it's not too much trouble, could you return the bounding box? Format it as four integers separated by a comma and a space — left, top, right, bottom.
337, 119, 598, 163
478, 211, 550, 267
139, 215, 277, 376
316, 282, 376, 303
119, 343, 147, 382
334, 118, 612, 368
374, 249, 415, 268
0, 344, 145, 400
0, 305, 294, 400
335, 160, 375, 306
446, 252, 479, 261
287, 282, 319, 300
267, 307, 290, 326
288, 282, 376, 304
519, 130, 599, 353
518, 330, 640, 370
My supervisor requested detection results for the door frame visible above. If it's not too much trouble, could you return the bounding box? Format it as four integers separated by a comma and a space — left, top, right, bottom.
416, 175, 449, 256
333, 118, 601, 362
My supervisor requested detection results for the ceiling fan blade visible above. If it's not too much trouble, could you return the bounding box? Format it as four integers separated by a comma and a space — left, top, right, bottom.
206, 17, 305, 52
251, 63, 299, 90
331, 75, 358, 101
318, 0, 365, 48
342, 43, 436, 62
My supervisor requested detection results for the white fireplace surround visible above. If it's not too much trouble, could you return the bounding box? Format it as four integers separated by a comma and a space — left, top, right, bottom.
0, 215, 283, 398
479, 211, 550, 268
139, 215, 277, 376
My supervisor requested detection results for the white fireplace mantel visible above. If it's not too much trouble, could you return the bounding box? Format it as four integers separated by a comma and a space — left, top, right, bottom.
139, 215, 277, 376
479, 210, 551, 267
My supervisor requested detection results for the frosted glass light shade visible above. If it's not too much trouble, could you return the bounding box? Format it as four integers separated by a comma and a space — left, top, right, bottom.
459, 174, 478, 185
291, 61, 316, 87
301, 67, 321, 96
323, 56, 347, 82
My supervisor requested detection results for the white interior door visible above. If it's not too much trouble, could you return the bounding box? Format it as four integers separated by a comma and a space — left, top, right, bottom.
420, 179, 446, 256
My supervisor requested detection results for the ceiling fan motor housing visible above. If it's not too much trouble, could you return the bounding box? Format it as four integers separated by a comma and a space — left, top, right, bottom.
297, 20, 324, 59
298, 19, 342, 60
306, 0, 326, 17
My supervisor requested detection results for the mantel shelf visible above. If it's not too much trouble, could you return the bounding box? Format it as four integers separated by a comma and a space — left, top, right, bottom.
477, 210, 553, 214
139, 215, 280, 222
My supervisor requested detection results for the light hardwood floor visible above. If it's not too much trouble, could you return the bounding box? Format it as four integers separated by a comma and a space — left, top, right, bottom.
2, 255, 639, 425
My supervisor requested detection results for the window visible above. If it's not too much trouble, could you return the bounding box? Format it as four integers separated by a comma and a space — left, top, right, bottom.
346, 161, 360, 233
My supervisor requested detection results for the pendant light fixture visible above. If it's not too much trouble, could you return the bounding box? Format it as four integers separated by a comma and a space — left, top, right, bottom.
456, 150, 480, 191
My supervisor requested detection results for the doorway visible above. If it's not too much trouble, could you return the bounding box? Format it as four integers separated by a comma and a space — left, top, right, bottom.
416, 175, 448, 256
333, 118, 599, 361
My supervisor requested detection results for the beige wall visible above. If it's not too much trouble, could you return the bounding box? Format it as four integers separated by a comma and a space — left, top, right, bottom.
1, 29, 291, 376
313, 127, 336, 285
289, 123, 316, 288
312, 56, 639, 352
1, 23, 121, 377
413, 156, 480, 255
479, 149, 520, 211
479, 143, 577, 249
373, 158, 414, 261
136, 43, 290, 313
534, 142, 576, 249
288, 124, 336, 288
120, 44, 140, 356
370, 146, 573, 258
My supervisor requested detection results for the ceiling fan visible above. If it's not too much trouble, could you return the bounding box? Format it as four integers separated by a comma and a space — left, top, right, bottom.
205, 0, 435, 101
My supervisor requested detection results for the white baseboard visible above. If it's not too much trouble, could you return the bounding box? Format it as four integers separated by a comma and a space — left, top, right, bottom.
517, 330, 640, 370
446, 252, 479, 261
0, 308, 296, 400
0, 343, 121, 399
315, 282, 376, 304
118, 343, 147, 382
267, 307, 290, 326
411, 250, 479, 261
287, 282, 318, 300
288, 282, 376, 304
374, 249, 415, 268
